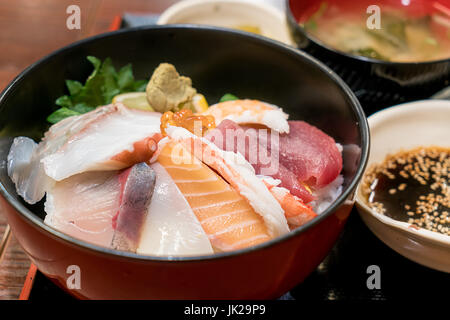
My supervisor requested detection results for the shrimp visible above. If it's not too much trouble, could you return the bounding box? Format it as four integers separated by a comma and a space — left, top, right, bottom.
202, 99, 289, 133
260, 177, 317, 229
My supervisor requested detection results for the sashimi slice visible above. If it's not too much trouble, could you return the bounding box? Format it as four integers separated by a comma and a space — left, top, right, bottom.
166, 126, 289, 237
44, 171, 120, 247
277, 121, 343, 187
7, 103, 162, 204
202, 99, 289, 133
9, 112, 102, 204
7, 137, 53, 204
42, 103, 162, 181
111, 162, 156, 252
157, 142, 272, 252
205, 120, 314, 203
137, 162, 213, 256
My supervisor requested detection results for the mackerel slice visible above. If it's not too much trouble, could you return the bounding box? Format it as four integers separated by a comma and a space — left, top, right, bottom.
111, 162, 156, 252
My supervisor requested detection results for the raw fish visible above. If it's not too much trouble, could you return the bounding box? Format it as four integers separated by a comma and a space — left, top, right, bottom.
42, 103, 162, 181
166, 126, 289, 237
112, 162, 156, 252
206, 120, 343, 199
7, 137, 51, 204
137, 163, 213, 256
158, 142, 272, 252
205, 120, 314, 203
7, 103, 162, 204
44, 171, 120, 247
45, 162, 156, 252
277, 121, 342, 187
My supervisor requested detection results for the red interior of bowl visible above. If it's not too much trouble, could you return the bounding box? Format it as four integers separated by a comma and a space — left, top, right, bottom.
289, 0, 450, 54
289, 0, 450, 22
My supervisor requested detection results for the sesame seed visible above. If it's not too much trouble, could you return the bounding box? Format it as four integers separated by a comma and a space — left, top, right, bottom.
362, 146, 450, 236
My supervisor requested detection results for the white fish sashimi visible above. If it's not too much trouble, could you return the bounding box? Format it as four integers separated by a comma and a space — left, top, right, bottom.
9, 114, 94, 203
137, 162, 213, 256
7, 137, 53, 204
44, 171, 120, 247
42, 103, 162, 181
7, 103, 162, 204
166, 126, 289, 237
44, 162, 156, 252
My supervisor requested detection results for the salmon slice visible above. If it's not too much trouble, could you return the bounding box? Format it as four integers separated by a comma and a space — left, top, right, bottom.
157, 142, 271, 252
165, 126, 289, 237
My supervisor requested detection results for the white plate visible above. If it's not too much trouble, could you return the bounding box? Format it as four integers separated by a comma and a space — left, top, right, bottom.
157, 0, 294, 45
356, 100, 450, 273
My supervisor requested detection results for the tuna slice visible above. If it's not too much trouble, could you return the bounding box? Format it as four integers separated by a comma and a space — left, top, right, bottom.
111, 162, 156, 252
205, 120, 314, 203
7, 103, 162, 204
137, 162, 214, 256
206, 120, 342, 199
44, 162, 156, 252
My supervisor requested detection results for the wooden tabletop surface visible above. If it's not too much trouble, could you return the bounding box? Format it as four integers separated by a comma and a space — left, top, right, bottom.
0, 0, 177, 300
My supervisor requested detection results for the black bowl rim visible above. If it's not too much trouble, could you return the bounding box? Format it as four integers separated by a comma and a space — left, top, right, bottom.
0, 24, 369, 263
286, 0, 450, 66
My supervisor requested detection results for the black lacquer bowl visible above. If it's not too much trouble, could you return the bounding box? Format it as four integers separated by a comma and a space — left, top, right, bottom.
0, 25, 369, 299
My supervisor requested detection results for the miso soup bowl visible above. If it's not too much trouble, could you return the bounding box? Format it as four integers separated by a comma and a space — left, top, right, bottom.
0, 25, 369, 299
287, 0, 450, 112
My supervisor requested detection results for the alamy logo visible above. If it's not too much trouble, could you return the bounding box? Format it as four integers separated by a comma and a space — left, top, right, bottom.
367, 5, 381, 30
366, 265, 381, 290
66, 265, 81, 289
66, 5, 81, 30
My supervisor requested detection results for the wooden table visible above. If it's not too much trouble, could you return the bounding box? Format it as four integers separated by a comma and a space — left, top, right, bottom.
0, 0, 177, 300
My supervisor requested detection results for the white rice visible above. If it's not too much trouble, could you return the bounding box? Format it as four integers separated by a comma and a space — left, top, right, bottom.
310, 175, 344, 214
310, 143, 344, 214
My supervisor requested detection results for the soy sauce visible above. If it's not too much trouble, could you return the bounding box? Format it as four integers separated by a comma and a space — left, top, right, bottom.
361, 147, 450, 236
